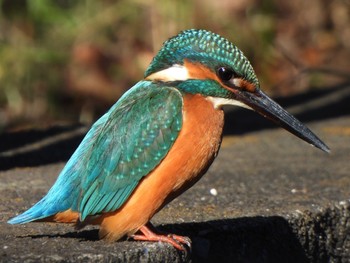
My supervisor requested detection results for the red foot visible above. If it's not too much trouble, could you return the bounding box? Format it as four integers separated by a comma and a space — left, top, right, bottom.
131, 223, 191, 251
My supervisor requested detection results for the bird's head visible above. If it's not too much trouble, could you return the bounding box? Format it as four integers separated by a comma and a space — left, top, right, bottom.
145, 29, 329, 152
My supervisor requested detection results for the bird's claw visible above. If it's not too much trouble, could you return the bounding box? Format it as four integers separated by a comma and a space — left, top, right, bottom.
131, 224, 191, 251
167, 234, 192, 250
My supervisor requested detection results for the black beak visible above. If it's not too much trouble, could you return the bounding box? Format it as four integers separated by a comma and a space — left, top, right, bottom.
236, 88, 330, 153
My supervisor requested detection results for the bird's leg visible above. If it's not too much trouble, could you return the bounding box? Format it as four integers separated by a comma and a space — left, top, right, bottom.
130, 222, 191, 251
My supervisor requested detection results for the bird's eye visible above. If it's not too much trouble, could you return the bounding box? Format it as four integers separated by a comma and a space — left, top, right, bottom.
217, 67, 235, 82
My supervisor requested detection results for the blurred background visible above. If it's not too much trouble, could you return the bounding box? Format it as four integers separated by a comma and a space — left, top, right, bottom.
0, 0, 350, 132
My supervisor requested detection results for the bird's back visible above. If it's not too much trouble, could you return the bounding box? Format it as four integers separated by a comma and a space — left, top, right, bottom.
8, 81, 184, 225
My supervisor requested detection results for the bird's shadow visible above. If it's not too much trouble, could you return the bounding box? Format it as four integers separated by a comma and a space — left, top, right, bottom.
23, 216, 309, 263
159, 216, 310, 263
23, 228, 100, 241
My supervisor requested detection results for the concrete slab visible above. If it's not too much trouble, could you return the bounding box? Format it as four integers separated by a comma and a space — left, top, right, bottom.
1, 114, 349, 262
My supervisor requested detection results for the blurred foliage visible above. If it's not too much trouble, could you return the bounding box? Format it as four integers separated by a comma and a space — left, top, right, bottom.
0, 0, 349, 131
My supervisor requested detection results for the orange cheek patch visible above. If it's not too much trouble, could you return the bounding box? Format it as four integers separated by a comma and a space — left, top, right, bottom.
184, 60, 256, 94
221, 78, 257, 95
239, 79, 257, 93
184, 59, 221, 83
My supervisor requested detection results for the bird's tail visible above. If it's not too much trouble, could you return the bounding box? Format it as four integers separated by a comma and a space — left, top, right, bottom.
8, 164, 80, 225
8, 198, 54, 224
8, 192, 71, 224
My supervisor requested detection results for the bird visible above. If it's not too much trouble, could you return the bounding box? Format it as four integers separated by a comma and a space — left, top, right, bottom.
8, 29, 329, 250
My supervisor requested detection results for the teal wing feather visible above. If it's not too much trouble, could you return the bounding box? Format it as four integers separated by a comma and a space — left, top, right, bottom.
75, 81, 183, 220
7, 81, 183, 224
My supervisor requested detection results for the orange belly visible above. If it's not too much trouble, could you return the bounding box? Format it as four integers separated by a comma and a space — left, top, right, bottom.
51, 93, 224, 241
96, 93, 224, 241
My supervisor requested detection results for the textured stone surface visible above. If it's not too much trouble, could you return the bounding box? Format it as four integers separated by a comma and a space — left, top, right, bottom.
1, 105, 349, 262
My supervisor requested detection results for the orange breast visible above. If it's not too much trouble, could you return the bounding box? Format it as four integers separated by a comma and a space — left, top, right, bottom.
97, 93, 224, 241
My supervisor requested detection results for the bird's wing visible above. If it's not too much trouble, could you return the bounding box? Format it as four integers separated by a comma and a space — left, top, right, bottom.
72, 82, 183, 220
7, 81, 183, 224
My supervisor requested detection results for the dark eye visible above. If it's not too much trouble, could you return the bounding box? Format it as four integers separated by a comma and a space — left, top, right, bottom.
217, 67, 235, 82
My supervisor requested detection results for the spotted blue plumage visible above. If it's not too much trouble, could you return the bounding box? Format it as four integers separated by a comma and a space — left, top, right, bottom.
145, 29, 259, 87
8, 81, 183, 223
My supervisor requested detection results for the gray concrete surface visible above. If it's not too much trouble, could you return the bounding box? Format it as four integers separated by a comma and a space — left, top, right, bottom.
1, 92, 350, 262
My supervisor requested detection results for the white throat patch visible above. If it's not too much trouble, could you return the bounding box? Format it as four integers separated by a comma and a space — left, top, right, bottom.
206, 97, 253, 110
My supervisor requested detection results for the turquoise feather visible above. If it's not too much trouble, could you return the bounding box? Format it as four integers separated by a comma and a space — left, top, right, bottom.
145, 29, 259, 88
8, 81, 183, 223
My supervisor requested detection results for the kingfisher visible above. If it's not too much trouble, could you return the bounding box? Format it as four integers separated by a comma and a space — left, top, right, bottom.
8, 29, 329, 250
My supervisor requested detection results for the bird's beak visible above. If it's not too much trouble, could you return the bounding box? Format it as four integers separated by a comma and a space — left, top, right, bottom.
236, 88, 330, 152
